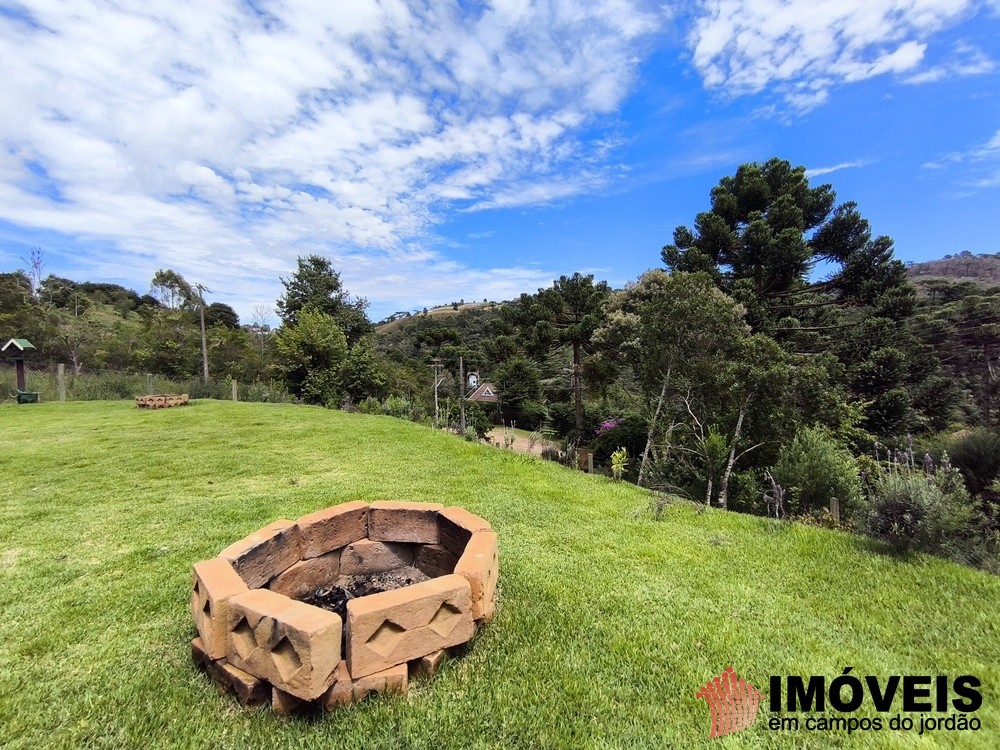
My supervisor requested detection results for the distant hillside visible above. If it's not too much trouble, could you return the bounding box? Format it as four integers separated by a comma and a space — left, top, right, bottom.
907, 251, 1000, 288
376, 301, 500, 333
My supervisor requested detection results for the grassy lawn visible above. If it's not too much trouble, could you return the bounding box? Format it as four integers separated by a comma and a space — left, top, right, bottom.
0, 400, 998, 749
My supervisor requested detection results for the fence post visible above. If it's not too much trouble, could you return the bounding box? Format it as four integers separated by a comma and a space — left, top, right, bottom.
146, 373, 153, 395
830, 497, 840, 523
232, 379, 238, 402
57, 363, 66, 402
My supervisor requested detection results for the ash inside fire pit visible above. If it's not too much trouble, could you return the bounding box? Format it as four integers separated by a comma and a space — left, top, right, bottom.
300, 566, 431, 621
300, 567, 431, 655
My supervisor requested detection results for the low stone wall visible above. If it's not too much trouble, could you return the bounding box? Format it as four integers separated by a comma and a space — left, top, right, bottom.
190, 500, 499, 713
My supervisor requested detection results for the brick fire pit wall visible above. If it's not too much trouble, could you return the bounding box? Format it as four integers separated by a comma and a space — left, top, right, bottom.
190, 501, 499, 713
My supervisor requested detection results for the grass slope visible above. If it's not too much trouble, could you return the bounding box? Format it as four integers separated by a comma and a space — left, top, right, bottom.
0, 401, 997, 749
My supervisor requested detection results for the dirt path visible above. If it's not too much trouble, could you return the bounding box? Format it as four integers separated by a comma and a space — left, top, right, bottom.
485, 428, 559, 457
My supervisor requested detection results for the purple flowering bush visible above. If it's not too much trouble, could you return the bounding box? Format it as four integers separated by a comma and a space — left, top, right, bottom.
596, 418, 622, 436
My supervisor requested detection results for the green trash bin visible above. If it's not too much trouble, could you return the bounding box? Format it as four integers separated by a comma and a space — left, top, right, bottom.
15, 391, 40, 404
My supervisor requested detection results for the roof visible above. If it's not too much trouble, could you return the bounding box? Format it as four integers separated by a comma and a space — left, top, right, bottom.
467, 382, 499, 403
2, 338, 35, 353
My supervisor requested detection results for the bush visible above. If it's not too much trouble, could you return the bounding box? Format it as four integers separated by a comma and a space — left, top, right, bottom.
772, 426, 861, 516
945, 428, 1000, 496
540, 446, 561, 462
272, 308, 349, 406
382, 395, 412, 420
862, 459, 976, 559
515, 399, 547, 431
464, 401, 495, 440
591, 415, 647, 480
238, 380, 292, 403
547, 402, 599, 443
860, 454, 998, 570
356, 396, 381, 414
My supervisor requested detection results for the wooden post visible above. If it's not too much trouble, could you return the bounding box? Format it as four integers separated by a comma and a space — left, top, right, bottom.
57, 363, 66, 401
146, 373, 153, 395
15, 358, 25, 391
197, 284, 209, 384
232, 379, 238, 402
830, 497, 840, 523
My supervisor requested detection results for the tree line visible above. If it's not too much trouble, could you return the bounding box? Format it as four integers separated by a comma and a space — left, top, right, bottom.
2, 157, 998, 571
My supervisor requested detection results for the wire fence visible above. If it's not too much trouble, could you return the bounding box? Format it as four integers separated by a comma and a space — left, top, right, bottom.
0, 360, 292, 404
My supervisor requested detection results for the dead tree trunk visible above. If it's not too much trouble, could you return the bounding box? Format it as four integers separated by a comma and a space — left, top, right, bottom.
717, 405, 746, 510
637, 369, 670, 487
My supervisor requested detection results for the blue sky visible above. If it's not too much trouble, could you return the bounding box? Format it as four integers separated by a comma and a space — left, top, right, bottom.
1, 1, 998, 324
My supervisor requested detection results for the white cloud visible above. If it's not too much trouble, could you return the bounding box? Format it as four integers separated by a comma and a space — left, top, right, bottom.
923, 128, 1000, 168
0, 0, 660, 318
805, 159, 874, 178
688, 0, 991, 109
921, 127, 1000, 194
903, 42, 997, 83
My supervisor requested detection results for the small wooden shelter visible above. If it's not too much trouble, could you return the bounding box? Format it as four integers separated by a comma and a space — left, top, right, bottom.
2, 338, 36, 393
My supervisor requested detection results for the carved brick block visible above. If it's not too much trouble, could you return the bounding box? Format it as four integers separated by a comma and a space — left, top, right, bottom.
368, 501, 444, 544
220, 520, 302, 588
454, 530, 499, 621
191, 557, 249, 659
438, 506, 492, 556
192, 636, 269, 706
214, 662, 268, 706
296, 501, 368, 559
269, 549, 341, 599
323, 660, 408, 709
226, 588, 342, 700
271, 686, 307, 716
410, 648, 448, 681
414, 543, 459, 577
340, 539, 414, 576
346, 574, 474, 678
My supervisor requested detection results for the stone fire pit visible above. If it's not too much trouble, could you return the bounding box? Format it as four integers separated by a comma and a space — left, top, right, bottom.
136, 394, 189, 409
190, 501, 499, 713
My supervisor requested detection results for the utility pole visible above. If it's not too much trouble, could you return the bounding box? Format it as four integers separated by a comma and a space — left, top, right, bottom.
196, 283, 210, 384
429, 358, 444, 428
459, 356, 466, 433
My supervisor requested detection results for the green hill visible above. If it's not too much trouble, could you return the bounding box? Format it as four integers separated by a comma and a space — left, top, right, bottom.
1, 400, 997, 748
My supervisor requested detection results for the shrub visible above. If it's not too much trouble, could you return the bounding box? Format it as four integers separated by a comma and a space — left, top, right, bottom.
862, 458, 977, 561
408, 402, 426, 423
591, 414, 647, 480
540, 446, 561, 462
515, 399, 547, 431
611, 447, 629, 481
464, 401, 495, 440
772, 426, 861, 516
382, 395, 412, 420
239, 380, 292, 403
945, 428, 1000, 496
356, 396, 381, 414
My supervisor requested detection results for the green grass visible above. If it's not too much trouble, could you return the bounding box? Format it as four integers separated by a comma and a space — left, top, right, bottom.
0, 401, 998, 749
